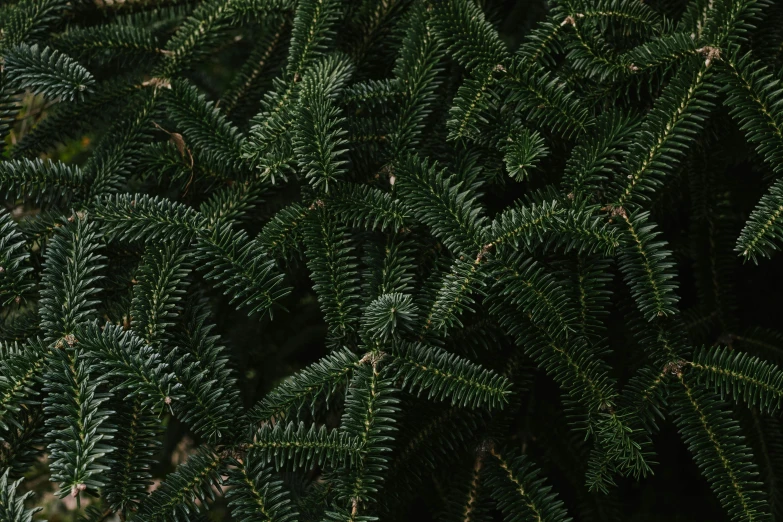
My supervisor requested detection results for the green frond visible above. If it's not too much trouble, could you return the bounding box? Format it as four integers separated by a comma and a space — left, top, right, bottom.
53, 25, 160, 61
565, 0, 664, 34
0, 407, 45, 478
617, 211, 679, 320
39, 216, 104, 341
103, 398, 161, 514
322, 506, 378, 521
485, 445, 571, 522
156, 0, 273, 76
0, 468, 41, 522
135, 446, 223, 522
294, 62, 351, 193
0, 212, 34, 306
587, 408, 654, 486
504, 64, 593, 139
165, 304, 241, 442
677, 0, 716, 38
248, 347, 359, 424
689, 345, 783, 414
332, 363, 399, 509
0, 340, 48, 431
286, 0, 341, 79
446, 66, 499, 142
361, 293, 418, 343
225, 455, 299, 522
430, 0, 511, 72
737, 178, 783, 262
514, 4, 567, 68
43, 347, 115, 499
491, 199, 621, 256
488, 198, 562, 249
328, 183, 407, 232
395, 153, 488, 254
166, 79, 246, 173
421, 258, 486, 334
0, 0, 67, 51
258, 203, 309, 260
195, 223, 290, 319
720, 48, 783, 176
672, 374, 771, 522
563, 110, 639, 200
223, 0, 295, 21
248, 421, 361, 470
4, 44, 94, 101
703, 0, 767, 46
563, 16, 628, 84
0, 158, 84, 205
243, 76, 299, 176
91, 194, 204, 243
388, 3, 444, 155
388, 342, 511, 410
610, 57, 717, 208
489, 254, 580, 340
622, 32, 698, 73
83, 89, 160, 197
131, 244, 191, 345
304, 209, 362, 344
343, 79, 401, 112
362, 234, 417, 299
77, 323, 179, 413
502, 127, 548, 181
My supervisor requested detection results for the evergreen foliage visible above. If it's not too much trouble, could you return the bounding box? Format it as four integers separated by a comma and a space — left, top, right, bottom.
1, 0, 783, 520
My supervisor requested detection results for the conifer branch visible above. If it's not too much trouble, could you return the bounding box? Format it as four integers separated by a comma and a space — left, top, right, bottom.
225, 455, 299, 522
304, 209, 362, 344
611, 58, 716, 209
39, 216, 104, 342
0, 340, 48, 431
248, 422, 361, 470
388, 342, 511, 410
736, 179, 783, 262
688, 346, 783, 414
136, 446, 223, 521
130, 244, 191, 346
0, 158, 84, 204
0, 468, 42, 522
0, 212, 35, 306
332, 363, 399, 510
616, 211, 679, 321
395, 153, 489, 254
672, 373, 771, 522
1, 1, 782, 518
248, 347, 359, 424
485, 444, 571, 522
4, 44, 94, 101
